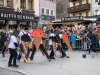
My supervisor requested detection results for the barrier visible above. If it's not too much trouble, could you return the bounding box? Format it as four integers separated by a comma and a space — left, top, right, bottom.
75, 39, 83, 50
75, 38, 100, 51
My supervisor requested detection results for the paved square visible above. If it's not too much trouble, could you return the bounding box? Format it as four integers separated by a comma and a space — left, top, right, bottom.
0, 51, 100, 75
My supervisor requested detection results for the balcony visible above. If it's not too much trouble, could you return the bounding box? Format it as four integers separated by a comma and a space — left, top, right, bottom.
21, 9, 35, 14
69, 0, 78, 2
0, 6, 14, 11
68, 3, 90, 13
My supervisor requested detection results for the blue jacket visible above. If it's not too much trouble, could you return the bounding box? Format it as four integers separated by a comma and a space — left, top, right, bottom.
70, 35, 76, 43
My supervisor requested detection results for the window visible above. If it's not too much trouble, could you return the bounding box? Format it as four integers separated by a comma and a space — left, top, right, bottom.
7, 0, 13, 7
0, 0, 4, 6
95, 0, 98, 2
95, 10, 98, 15
29, 0, 33, 10
51, 10, 53, 15
73, 2, 75, 6
86, 12, 88, 17
79, 13, 82, 16
50, 0, 54, 1
73, 14, 75, 16
42, 8, 44, 15
21, 0, 26, 9
48, 0, 56, 3
46, 9, 49, 15
79, 1, 82, 5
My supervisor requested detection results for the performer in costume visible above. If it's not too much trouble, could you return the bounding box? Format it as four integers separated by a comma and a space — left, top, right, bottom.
30, 28, 51, 61
49, 31, 69, 59
17, 27, 31, 62
30, 40, 51, 61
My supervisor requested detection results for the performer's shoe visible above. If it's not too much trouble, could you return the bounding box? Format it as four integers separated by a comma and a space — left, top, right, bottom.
60, 55, 69, 58
8, 64, 13, 67
2, 54, 5, 57
13, 65, 19, 68
48, 59, 51, 61
66, 55, 70, 58
50, 56, 55, 60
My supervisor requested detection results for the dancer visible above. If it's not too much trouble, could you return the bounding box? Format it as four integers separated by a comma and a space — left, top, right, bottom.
30, 28, 51, 61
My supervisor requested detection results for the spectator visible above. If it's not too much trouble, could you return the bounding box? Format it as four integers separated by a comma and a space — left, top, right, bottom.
1, 31, 7, 57
8, 32, 19, 67
70, 33, 76, 50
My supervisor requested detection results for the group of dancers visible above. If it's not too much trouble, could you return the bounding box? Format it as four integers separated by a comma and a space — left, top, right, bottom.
7, 27, 70, 67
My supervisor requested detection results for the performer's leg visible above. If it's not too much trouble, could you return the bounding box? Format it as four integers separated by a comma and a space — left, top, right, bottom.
50, 47, 55, 59
39, 44, 51, 61
53, 42, 57, 57
49, 42, 56, 59
30, 45, 36, 60
59, 44, 69, 58
17, 43, 24, 60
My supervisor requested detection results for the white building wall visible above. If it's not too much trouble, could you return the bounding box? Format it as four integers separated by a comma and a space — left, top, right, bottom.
39, 0, 56, 16
34, 0, 56, 25
34, 0, 40, 16
91, 0, 100, 16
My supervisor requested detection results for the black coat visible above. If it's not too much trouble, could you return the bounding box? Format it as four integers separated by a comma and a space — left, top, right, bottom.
1, 33, 7, 43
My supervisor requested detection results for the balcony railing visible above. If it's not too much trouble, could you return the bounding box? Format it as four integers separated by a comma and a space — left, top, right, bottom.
68, 3, 90, 13
22, 9, 35, 14
0, 6, 14, 11
69, 0, 78, 2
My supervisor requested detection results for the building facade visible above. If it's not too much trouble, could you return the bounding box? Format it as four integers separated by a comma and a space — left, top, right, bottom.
91, 0, 100, 16
34, 0, 56, 26
68, 0, 91, 17
0, 0, 39, 29
56, 0, 70, 19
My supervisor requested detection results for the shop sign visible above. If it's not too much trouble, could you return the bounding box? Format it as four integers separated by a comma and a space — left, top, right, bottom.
0, 11, 34, 20
41, 15, 55, 21
61, 16, 84, 21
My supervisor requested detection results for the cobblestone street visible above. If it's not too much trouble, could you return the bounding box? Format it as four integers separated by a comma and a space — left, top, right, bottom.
0, 51, 100, 75
0, 68, 25, 75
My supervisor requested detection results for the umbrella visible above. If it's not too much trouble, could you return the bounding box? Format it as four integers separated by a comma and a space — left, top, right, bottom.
21, 34, 31, 42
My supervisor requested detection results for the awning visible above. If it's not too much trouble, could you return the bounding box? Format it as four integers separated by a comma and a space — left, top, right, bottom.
97, 17, 100, 21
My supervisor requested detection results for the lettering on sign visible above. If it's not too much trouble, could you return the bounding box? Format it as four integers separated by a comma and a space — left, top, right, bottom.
0, 12, 34, 20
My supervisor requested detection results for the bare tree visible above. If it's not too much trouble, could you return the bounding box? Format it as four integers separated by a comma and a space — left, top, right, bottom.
57, 1, 65, 13
56, 0, 69, 19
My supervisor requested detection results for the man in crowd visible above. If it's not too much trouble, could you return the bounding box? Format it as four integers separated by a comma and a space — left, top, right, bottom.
8, 31, 19, 67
